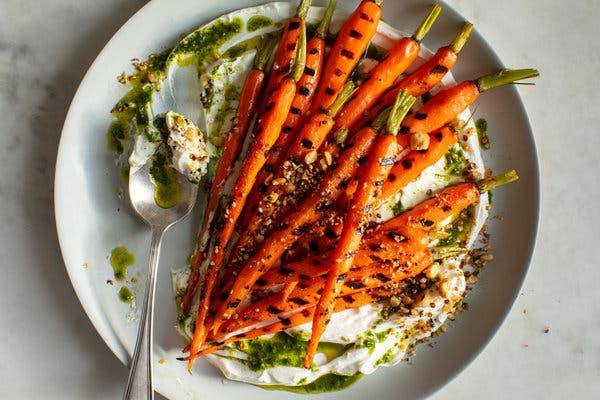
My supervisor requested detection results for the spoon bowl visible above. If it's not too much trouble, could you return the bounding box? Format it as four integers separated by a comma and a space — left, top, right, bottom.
123, 161, 199, 400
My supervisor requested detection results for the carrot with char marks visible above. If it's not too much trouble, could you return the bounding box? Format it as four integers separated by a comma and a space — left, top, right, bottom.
241, 0, 336, 226
256, 0, 312, 115
351, 21, 473, 130
334, 4, 441, 132
234, 81, 356, 257
180, 36, 278, 314
309, 0, 383, 114
211, 116, 381, 334
304, 91, 415, 367
185, 22, 308, 369
181, 287, 395, 360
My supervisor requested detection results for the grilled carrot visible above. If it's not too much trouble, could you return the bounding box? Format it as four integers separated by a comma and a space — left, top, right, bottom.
212, 121, 381, 333
231, 81, 357, 265
182, 287, 394, 360
309, 0, 382, 114
257, 0, 312, 115
333, 4, 441, 131
352, 21, 474, 130
241, 0, 336, 226
186, 23, 308, 368
304, 91, 414, 367
180, 36, 278, 314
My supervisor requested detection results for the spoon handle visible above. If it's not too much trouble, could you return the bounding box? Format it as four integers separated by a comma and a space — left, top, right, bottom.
123, 228, 165, 400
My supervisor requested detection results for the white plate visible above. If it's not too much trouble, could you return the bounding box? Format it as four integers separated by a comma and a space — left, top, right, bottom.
54, 0, 539, 398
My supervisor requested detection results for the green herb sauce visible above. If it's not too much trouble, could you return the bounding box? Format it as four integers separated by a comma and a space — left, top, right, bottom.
107, 118, 130, 154
247, 15, 273, 32
358, 330, 389, 354
110, 247, 135, 282
222, 35, 264, 59
439, 205, 475, 247
444, 145, 467, 177
235, 331, 351, 372
259, 373, 363, 394
374, 348, 395, 367
392, 199, 404, 216
118, 286, 134, 303
475, 118, 490, 150
149, 152, 182, 209
168, 17, 244, 67
211, 84, 240, 140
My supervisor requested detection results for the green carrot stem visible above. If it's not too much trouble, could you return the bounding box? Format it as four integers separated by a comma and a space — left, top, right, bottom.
477, 170, 519, 192
371, 107, 392, 132
412, 4, 442, 42
297, 0, 313, 20
328, 81, 357, 117
316, 0, 337, 39
386, 90, 416, 136
254, 34, 278, 71
290, 20, 307, 82
449, 22, 473, 54
476, 69, 539, 92
432, 245, 468, 259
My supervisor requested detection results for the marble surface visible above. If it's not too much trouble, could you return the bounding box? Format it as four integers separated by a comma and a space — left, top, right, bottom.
0, 0, 598, 398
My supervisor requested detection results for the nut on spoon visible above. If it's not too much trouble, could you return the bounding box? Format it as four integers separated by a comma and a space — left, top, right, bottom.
123, 161, 198, 400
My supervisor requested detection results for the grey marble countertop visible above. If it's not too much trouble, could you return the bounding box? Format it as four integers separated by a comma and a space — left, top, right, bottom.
1, 0, 598, 398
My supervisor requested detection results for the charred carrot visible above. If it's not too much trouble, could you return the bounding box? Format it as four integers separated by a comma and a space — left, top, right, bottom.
351, 22, 473, 130
212, 119, 381, 332
182, 287, 394, 360
257, 0, 312, 115
304, 91, 414, 367
309, 0, 383, 114
233, 81, 357, 263
333, 4, 441, 132
241, 0, 336, 226
186, 24, 308, 368
180, 36, 278, 314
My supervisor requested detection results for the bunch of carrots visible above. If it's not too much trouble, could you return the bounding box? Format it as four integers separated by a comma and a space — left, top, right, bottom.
178, 0, 538, 370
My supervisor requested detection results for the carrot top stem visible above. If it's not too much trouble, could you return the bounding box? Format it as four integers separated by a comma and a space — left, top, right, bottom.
373, 0, 384, 5
254, 34, 279, 71
296, 0, 312, 20
386, 89, 416, 136
477, 169, 519, 192
290, 20, 307, 82
328, 81, 357, 117
412, 4, 442, 42
449, 22, 473, 54
316, 0, 337, 39
476, 69, 539, 92
432, 245, 468, 259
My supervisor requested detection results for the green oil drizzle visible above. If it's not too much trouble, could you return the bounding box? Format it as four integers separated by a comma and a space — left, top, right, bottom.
247, 15, 273, 32
149, 152, 182, 208
392, 199, 404, 216
110, 247, 135, 282
259, 373, 363, 394
444, 145, 467, 177
168, 17, 244, 67
439, 205, 475, 246
234, 331, 352, 372
374, 348, 395, 367
107, 118, 130, 154
211, 84, 240, 140
475, 118, 490, 150
118, 286, 134, 303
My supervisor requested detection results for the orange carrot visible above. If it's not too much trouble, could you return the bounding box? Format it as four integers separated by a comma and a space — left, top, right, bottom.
333, 4, 441, 132
304, 91, 414, 367
309, 0, 382, 114
186, 23, 308, 368
256, 0, 312, 115
241, 0, 336, 226
182, 287, 394, 360
180, 36, 277, 314
212, 123, 380, 333
353, 22, 474, 129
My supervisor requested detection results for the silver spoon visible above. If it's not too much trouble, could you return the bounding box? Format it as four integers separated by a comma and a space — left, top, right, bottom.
123, 162, 198, 400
